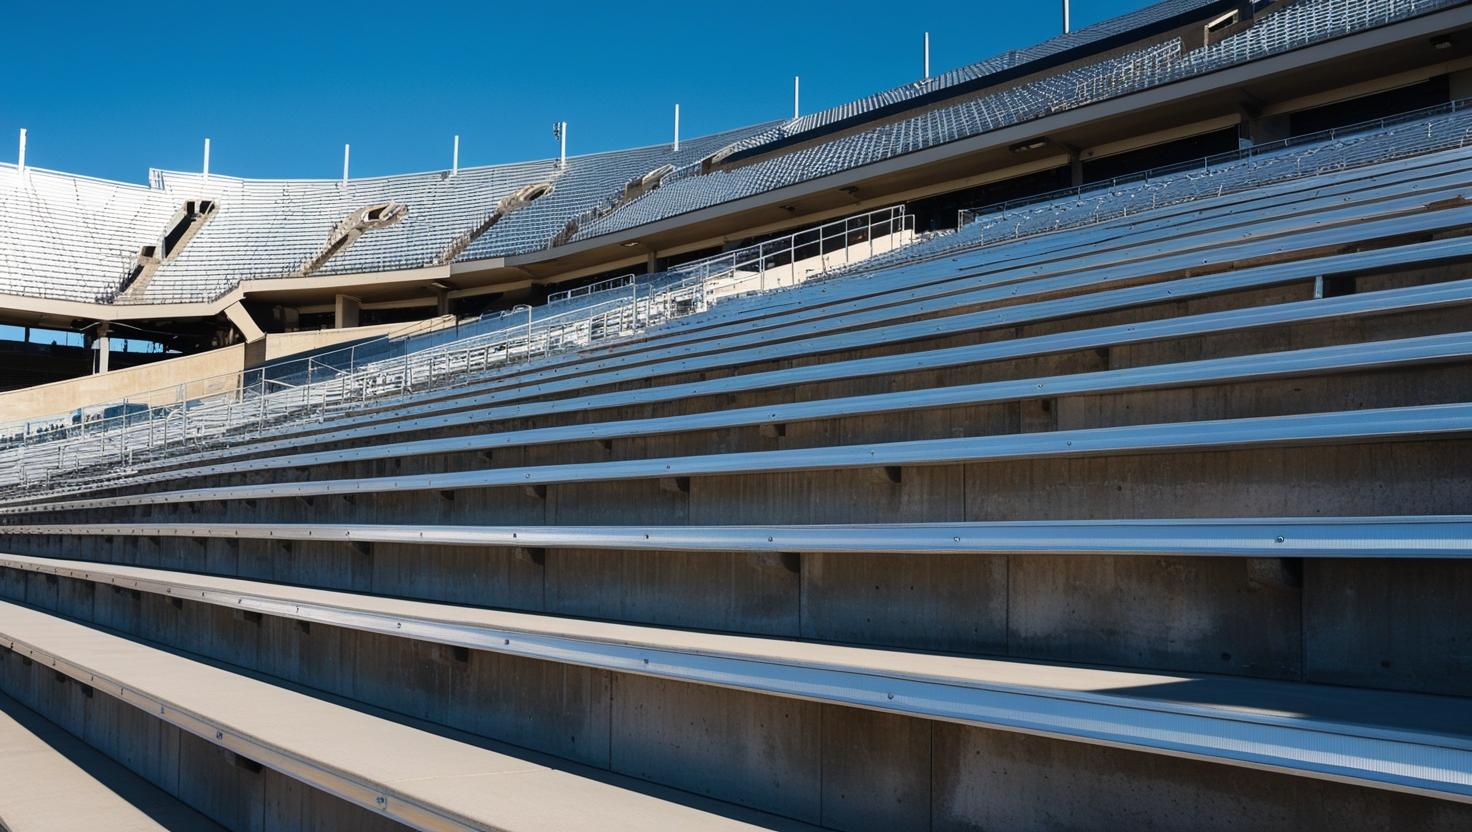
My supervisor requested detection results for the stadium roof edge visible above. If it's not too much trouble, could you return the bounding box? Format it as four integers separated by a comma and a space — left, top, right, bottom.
719, 0, 1245, 167
473, 3, 1472, 271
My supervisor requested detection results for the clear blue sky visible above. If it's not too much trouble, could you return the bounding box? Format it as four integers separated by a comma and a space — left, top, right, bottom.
0, 1, 1148, 184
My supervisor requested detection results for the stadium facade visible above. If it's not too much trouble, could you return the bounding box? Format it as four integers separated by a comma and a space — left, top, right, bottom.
1, 0, 1471, 829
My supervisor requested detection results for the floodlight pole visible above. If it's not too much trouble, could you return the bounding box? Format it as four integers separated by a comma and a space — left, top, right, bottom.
202, 137, 211, 182
793, 76, 800, 120
554, 122, 567, 169
16, 129, 26, 178
1063, 0, 1071, 33
452, 135, 460, 177
924, 32, 931, 79
673, 104, 681, 152
342, 144, 350, 186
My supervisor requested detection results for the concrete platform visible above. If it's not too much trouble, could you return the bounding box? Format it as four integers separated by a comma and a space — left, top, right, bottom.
3, 553, 1468, 803
0, 690, 222, 831
0, 599, 806, 831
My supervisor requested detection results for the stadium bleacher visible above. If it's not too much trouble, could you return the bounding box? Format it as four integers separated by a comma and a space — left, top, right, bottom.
2, 0, 1472, 829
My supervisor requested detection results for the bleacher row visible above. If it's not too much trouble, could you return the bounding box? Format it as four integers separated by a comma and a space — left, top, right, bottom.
0, 108, 1470, 829
1, 0, 1452, 309
2, 101, 1463, 482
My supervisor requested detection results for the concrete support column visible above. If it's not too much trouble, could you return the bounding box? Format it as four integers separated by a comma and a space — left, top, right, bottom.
1451, 68, 1472, 102
224, 301, 265, 342
1067, 148, 1084, 188
93, 323, 110, 375
334, 295, 361, 330
646, 250, 659, 274
433, 288, 451, 317
1239, 104, 1289, 146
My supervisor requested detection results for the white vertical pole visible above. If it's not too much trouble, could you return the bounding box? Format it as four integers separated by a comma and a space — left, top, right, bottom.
342, 144, 350, 185
202, 137, 211, 181
793, 76, 800, 119
16, 128, 26, 178
451, 135, 460, 176
1063, 0, 1070, 33
924, 32, 931, 79
673, 104, 681, 152
559, 122, 567, 169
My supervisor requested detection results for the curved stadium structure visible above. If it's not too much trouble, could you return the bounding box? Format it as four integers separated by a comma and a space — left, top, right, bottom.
2, 0, 1472, 829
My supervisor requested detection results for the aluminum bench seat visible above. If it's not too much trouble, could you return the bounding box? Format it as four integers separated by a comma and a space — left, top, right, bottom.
5, 516, 1469, 558
2, 554, 1468, 802
348, 198, 1472, 422
0, 601, 799, 832
67, 271, 1472, 496
12, 166, 1468, 489
27, 330, 1472, 500
7, 402, 1470, 516
107, 235, 1472, 478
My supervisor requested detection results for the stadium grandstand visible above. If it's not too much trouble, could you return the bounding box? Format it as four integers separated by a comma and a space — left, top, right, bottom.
1, 0, 1472, 828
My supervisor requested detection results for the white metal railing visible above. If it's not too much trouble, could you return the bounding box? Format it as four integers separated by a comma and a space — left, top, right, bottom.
547, 273, 636, 305
0, 205, 918, 492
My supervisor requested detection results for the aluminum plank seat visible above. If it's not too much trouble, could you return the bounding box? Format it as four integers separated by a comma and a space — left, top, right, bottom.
373, 146, 1472, 397
4, 517, 1469, 558
8, 147, 1460, 485
268, 203, 1472, 436
2, 554, 1469, 806
4, 403, 1469, 517
28, 147, 1466, 459
0, 690, 222, 831
63, 225, 1472, 489
332, 191, 1472, 424
37, 330, 1472, 499
0, 601, 799, 832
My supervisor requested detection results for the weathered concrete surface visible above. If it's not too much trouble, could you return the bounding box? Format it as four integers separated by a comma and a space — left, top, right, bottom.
1007, 555, 1301, 678
0, 645, 408, 832
801, 553, 1008, 654
1303, 559, 1472, 696
0, 690, 223, 831
611, 673, 823, 824
931, 721, 1472, 832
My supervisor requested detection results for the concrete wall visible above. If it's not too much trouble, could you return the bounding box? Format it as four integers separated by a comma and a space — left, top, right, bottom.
0, 317, 455, 425
0, 343, 247, 419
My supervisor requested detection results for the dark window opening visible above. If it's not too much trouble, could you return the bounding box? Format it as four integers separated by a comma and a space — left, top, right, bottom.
909, 166, 1073, 232
1288, 76, 1450, 136
1082, 127, 1239, 184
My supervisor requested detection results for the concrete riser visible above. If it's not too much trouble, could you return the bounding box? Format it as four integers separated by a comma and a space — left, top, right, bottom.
124, 278, 1472, 488
0, 581, 1467, 832
110, 358, 1472, 494
0, 540, 1467, 697
0, 643, 409, 832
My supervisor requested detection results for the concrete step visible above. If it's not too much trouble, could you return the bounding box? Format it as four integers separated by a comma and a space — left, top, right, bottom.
11, 402, 1470, 519
0, 600, 807, 831
1, 555, 1470, 826
71, 329, 1472, 498
46, 196, 1472, 494
0, 689, 223, 831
